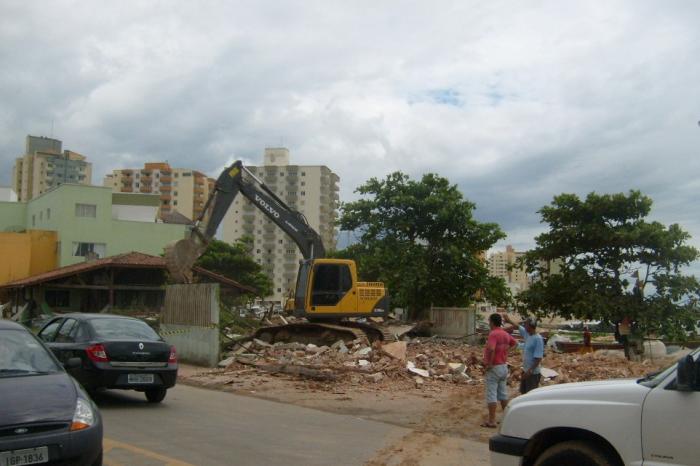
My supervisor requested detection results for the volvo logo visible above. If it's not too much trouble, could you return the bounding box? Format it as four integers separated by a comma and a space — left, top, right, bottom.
14, 428, 28, 434
138, 343, 144, 350
254, 194, 280, 218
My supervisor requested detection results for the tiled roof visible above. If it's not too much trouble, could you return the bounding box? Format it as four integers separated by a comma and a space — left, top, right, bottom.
1, 252, 257, 293
0, 252, 167, 288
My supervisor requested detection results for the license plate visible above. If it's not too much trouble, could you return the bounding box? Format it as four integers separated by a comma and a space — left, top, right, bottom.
0, 446, 49, 466
128, 373, 154, 384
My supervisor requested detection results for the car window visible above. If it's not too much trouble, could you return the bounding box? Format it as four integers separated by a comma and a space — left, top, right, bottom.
38, 319, 62, 342
0, 329, 62, 375
55, 318, 78, 343
70, 321, 90, 342
90, 318, 161, 341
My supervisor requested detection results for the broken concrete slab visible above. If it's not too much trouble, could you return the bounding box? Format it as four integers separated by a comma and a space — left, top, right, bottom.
354, 347, 373, 357
218, 356, 235, 368
382, 341, 407, 361
365, 372, 384, 383
448, 363, 466, 374
406, 361, 430, 378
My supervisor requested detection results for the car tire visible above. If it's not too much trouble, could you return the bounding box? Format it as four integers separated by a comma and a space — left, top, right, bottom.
145, 387, 167, 403
91, 450, 103, 466
534, 440, 618, 466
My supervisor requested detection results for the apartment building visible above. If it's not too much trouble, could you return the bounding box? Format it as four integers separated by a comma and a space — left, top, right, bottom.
487, 245, 530, 295
221, 148, 339, 302
12, 135, 92, 201
0, 184, 186, 269
104, 162, 215, 220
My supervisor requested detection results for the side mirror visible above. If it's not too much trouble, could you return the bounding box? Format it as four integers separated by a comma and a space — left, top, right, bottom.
676, 355, 698, 391
64, 357, 82, 370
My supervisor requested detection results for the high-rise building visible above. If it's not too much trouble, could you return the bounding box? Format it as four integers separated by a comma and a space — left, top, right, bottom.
221, 148, 339, 302
12, 135, 92, 201
487, 245, 530, 294
104, 163, 215, 221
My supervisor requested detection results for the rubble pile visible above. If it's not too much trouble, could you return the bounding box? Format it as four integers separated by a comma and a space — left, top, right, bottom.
210, 335, 676, 391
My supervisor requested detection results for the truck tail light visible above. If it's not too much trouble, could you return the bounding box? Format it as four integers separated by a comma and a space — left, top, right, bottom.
168, 346, 177, 364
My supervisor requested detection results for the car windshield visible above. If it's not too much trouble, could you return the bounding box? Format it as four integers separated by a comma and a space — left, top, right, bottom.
91, 318, 161, 341
0, 329, 62, 376
638, 347, 700, 388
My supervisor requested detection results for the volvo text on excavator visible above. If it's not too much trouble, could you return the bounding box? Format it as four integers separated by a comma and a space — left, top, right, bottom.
163, 160, 391, 343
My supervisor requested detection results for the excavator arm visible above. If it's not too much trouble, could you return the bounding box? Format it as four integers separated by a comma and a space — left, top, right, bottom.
164, 160, 325, 283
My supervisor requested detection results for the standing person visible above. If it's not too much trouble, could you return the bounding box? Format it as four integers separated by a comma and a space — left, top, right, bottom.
504, 314, 544, 394
482, 313, 517, 428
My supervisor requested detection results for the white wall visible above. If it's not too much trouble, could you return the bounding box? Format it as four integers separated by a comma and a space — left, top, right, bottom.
112, 204, 158, 222
0, 186, 18, 202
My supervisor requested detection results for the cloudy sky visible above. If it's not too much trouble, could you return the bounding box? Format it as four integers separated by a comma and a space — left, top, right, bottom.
1, 1, 699, 264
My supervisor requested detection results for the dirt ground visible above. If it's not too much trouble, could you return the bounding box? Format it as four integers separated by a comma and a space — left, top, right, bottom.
178, 343, 679, 452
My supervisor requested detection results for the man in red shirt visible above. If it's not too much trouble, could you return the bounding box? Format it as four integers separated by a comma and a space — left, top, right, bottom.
482, 313, 517, 428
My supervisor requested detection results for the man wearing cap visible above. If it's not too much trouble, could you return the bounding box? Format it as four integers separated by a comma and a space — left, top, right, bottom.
505, 314, 544, 394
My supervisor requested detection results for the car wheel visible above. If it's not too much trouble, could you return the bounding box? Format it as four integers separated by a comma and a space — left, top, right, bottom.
145, 387, 167, 403
91, 450, 103, 466
534, 440, 618, 466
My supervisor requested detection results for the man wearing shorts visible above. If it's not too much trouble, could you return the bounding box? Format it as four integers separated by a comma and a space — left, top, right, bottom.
482, 313, 517, 428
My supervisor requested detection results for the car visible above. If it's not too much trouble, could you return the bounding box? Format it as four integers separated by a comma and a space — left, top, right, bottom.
490, 347, 700, 466
38, 313, 178, 403
0, 319, 103, 466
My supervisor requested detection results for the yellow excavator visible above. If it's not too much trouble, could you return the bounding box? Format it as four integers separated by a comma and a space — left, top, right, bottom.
164, 160, 390, 343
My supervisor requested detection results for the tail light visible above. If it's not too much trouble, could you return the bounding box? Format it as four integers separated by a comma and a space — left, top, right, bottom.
86, 344, 109, 362
168, 346, 177, 364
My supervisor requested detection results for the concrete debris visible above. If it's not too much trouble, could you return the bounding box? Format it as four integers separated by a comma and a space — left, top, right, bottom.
218, 356, 235, 368
382, 341, 407, 361
540, 367, 558, 380
211, 329, 676, 392
365, 372, 384, 383
406, 361, 430, 378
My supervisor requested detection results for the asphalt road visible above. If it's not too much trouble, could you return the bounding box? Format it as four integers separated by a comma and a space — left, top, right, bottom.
95, 384, 412, 466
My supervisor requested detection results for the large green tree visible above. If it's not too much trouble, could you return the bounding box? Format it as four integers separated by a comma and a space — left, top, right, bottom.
520, 190, 700, 340
195, 237, 273, 301
337, 172, 507, 317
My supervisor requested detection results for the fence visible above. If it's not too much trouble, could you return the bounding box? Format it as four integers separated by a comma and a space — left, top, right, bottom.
161, 283, 220, 367
429, 305, 477, 343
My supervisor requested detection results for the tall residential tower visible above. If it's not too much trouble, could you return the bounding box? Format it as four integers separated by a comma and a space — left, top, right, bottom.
221, 148, 339, 302
12, 135, 92, 202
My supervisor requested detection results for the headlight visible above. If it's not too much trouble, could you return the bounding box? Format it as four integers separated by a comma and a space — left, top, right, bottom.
70, 398, 95, 431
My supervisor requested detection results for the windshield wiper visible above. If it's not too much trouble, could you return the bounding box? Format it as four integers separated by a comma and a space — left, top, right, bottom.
637, 371, 660, 383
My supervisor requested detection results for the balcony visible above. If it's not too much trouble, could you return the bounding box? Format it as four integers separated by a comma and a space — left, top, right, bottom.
160, 194, 171, 201
140, 186, 152, 193
121, 186, 133, 193
141, 176, 152, 184
160, 175, 172, 183
263, 233, 276, 241
160, 185, 172, 192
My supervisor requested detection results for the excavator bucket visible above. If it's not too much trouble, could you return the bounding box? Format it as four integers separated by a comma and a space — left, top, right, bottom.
164, 238, 204, 284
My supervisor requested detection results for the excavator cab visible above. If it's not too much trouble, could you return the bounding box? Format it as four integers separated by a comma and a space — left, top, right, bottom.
293, 259, 388, 320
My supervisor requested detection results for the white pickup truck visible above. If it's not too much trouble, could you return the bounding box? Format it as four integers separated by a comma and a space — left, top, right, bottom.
490, 347, 699, 466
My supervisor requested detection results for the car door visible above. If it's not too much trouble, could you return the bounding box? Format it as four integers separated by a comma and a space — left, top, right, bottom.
641, 353, 699, 465
46, 318, 79, 363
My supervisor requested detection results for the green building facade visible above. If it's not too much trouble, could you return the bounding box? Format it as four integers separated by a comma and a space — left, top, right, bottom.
0, 184, 186, 266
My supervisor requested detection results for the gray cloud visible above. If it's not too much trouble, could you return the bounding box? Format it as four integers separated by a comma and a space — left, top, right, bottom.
1, 1, 699, 269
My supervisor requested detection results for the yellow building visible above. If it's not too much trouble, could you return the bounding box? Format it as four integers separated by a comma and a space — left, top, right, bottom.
487, 245, 530, 295
0, 230, 58, 285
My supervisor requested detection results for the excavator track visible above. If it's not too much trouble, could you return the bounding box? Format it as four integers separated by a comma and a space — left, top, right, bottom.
252, 321, 394, 346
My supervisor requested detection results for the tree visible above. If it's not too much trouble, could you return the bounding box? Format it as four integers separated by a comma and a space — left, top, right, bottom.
520, 190, 700, 342
195, 237, 273, 302
337, 172, 507, 317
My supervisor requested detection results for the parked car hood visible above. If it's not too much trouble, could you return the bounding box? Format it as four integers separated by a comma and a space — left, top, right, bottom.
0, 372, 77, 425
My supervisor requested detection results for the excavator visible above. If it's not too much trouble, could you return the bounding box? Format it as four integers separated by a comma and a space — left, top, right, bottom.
164, 160, 391, 343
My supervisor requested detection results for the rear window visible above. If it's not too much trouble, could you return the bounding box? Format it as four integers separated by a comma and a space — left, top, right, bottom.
90, 318, 161, 341
0, 329, 62, 375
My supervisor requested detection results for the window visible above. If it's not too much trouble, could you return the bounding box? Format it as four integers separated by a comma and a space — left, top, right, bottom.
38, 320, 62, 342
301, 172, 306, 176
75, 203, 97, 218
173, 200, 178, 206
301, 191, 306, 196
32, 215, 35, 226
182, 172, 192, 177
47, 208, 51, 220
72, 242, 106, 258
135, 183, 140, 188
174, 191, 178, 196
301, 181, 306, 186
311, 264, 352, 306
39, 211, 43, 221
55, 319, 78, 343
